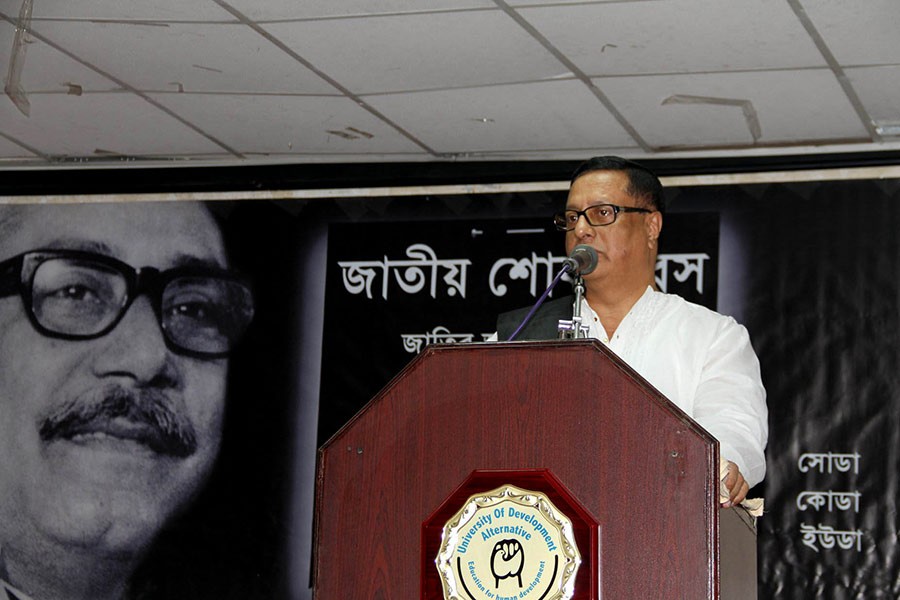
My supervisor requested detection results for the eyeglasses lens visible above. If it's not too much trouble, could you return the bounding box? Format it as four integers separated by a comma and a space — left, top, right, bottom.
31, 258, 127, 336
586, 205, 616, 225
162, 277, 254, 355
554, 205, 617, 231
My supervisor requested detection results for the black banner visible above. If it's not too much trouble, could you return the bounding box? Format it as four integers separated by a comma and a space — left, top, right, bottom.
320, 211, 719, 445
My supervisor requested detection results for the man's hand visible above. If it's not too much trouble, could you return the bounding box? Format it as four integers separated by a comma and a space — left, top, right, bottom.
721, 460, 749, 508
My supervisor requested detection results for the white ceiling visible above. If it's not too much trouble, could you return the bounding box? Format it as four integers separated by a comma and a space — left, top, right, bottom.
1, 0, 899, 169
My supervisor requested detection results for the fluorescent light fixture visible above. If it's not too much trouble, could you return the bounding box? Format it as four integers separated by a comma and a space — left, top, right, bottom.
874, 121, 900, 136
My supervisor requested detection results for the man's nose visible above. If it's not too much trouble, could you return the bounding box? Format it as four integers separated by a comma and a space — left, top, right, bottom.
573, 212, 594, 237
89, 296, 178, 387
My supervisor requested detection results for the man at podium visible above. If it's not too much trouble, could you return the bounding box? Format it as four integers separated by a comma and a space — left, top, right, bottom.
497, 156, 768, 508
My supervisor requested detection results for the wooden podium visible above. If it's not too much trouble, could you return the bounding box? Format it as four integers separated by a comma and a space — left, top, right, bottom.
312, 340, 754, 599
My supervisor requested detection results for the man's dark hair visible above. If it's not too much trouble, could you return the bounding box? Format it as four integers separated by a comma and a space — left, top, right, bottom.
570, 156, 665, 214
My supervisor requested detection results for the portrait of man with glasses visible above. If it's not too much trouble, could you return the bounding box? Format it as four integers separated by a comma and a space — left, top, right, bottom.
497, 155, 768, 509
0, 201, 255, 600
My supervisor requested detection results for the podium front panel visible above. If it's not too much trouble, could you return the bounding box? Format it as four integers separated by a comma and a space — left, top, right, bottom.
313, 341, 718, 599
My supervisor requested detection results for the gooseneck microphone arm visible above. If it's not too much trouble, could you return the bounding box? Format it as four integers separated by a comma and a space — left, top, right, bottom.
505, 245, 598, 342
506, 266, 569, 342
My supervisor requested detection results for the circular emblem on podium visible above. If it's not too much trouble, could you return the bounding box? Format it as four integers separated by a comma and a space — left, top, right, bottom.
435, 484, 581, 600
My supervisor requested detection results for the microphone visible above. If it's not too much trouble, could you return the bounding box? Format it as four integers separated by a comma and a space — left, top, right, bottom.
505, 244, 598, 341
562, 244, 598, 276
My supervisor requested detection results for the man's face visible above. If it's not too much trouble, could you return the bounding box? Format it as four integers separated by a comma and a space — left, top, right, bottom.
0, 202, 229, 560
565, 169, 662, 289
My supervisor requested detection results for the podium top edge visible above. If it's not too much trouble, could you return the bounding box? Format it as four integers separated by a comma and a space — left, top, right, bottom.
424, 339, 606, 353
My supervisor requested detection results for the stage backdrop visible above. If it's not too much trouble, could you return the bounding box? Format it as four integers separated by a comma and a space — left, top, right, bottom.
316, 177, 900, 599
5, 174, 898, 599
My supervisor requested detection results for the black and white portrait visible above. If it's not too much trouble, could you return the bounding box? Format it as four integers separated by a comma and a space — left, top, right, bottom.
0, 200, 307, 600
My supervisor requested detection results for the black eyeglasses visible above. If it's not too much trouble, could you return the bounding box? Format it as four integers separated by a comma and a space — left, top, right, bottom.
0, 249, 254, 358
553, 203, 652, 231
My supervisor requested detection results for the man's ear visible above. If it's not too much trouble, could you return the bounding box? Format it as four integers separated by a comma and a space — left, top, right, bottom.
646, 210, 662, 245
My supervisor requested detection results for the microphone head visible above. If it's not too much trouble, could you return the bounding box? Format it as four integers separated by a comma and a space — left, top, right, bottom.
569, 244, 598, 275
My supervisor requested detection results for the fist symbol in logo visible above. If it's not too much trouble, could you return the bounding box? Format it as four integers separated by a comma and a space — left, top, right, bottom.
490, 538, 524, 588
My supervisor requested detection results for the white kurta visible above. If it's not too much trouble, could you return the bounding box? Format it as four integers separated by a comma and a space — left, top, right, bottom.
580, 286, 768, 487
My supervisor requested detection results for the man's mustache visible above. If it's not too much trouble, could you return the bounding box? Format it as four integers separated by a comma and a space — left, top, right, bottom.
38, 385, 198, 458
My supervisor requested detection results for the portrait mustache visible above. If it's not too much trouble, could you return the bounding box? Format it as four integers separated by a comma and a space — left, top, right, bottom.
38, 383, 198, 458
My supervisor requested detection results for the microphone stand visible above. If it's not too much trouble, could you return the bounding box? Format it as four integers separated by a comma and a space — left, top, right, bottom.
556, 276, 590, 339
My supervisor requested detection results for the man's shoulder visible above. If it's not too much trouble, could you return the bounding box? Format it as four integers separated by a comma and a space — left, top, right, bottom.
652, 290, 735, 324
653, 291, 731, 320
496, 295, 573, 341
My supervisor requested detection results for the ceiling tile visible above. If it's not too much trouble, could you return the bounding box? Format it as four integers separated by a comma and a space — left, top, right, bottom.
509, 0, 641, 4
0, 20, 120, 92
596, 70, 870, 149
800, 0, 900, 66
24, 1, 233, 21
520, 0, 827, 75
264, 11, 568, 93
847, 66, 900, 126
150, 93, 428, 156
225, 0, 495, 20
0, 92, 227, 157
0, 133, 39, 162
364, 80, 636, 153
27, 20, 336, 94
